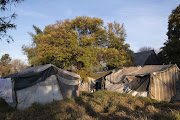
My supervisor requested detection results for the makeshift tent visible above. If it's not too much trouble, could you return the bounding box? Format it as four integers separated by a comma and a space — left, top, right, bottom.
0, 64, 80, 110
105, 65, 179, 101
79, 71, 111, 93
131, 50, 161, 66
79, 77, 105, 93
79, 77, 97, 92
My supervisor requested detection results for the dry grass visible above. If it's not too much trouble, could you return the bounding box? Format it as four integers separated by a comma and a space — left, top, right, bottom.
1, 90, 180, 120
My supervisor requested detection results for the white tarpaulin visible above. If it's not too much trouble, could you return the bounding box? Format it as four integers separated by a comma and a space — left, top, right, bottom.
16, 75, 63, 110
0, 64, 81, 110
0, 78, 13, 103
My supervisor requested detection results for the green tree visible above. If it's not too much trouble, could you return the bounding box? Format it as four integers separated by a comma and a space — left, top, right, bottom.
158, 4, 180, 66
0, 54, 11, 76
0, 0, 24, 42
105, 22, 133, 68
0, 54, 11, 66
23, 16, 133, 78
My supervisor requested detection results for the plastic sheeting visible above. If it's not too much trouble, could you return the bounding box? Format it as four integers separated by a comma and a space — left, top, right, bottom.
57, 74, 79, 85
16, 75, 63, 110
79, 77, 96, 92
105, 80, 148, 97
1, 64, 81, 110
5, 64, 80, 91
129, 75, 150, 92
0, 78, 13, 103
105, 67, 141, 83
105, 65, 179, 101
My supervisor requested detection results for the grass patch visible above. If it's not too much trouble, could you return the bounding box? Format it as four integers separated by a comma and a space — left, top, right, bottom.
0, 90, 180, 120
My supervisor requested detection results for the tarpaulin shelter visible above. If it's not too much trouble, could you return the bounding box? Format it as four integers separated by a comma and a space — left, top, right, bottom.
131, 50, 162, 66
79, 71, 112, 93
0, 64, 80, 110
105, 65, 179, 101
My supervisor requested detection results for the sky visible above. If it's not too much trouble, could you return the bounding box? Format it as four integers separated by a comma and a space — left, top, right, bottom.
0, 0, 180, 64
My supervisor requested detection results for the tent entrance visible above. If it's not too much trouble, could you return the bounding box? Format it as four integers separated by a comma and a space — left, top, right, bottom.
128, 75, 150, 92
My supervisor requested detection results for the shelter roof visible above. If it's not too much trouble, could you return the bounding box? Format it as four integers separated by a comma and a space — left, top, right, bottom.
10, 64, 81, 79
106, 64, 177, 83
2, 64, 81, 91
131, 50, 154, 66
127, 65, 172, 76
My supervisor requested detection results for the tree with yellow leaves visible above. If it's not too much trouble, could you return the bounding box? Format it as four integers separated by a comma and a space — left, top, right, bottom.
23, 16, 133, 78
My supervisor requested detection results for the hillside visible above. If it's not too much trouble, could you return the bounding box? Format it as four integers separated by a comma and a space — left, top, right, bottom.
0, 90, 180, 120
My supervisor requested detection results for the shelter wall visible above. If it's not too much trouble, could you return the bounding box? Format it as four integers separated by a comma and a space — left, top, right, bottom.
57, 75, 79, 98
105, 80, 148, 97
144, 53, 161, 65
16, 75, 63, 110
79, 82, 90, 92
174, 70, 180, 101
105, 80, 126, 93
58, 81, 79, 98
149, 66, 178, 101
79, 77, 96, 93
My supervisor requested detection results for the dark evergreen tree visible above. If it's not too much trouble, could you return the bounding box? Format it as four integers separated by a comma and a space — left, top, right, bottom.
158, 4, 180, 66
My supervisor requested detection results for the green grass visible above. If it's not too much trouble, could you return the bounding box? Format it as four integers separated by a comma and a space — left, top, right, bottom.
0, 90, 180, 120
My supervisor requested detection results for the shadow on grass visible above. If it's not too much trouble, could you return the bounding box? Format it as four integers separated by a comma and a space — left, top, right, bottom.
75, 96, 131, 120
0, 98, 14, 113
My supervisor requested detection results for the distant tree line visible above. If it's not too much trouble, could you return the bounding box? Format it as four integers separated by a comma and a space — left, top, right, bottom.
0, 54, 27, 76
138, 46, 154, 52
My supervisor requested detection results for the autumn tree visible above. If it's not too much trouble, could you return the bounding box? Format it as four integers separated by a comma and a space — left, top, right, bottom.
0, 54, 11, 76
102, 22, 133, 69
0, 54, 11, 66
0, 0, 24, 42
158, 5, 180, 66
23, 16, 133, 78
0, 54, 27, 76
10, 59, 28, 73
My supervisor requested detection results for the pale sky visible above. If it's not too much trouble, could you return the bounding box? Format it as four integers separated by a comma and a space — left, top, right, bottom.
0, 0, 180, 64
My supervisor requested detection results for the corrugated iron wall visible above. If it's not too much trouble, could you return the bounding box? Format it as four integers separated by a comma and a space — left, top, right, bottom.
149, 65, 178, 101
